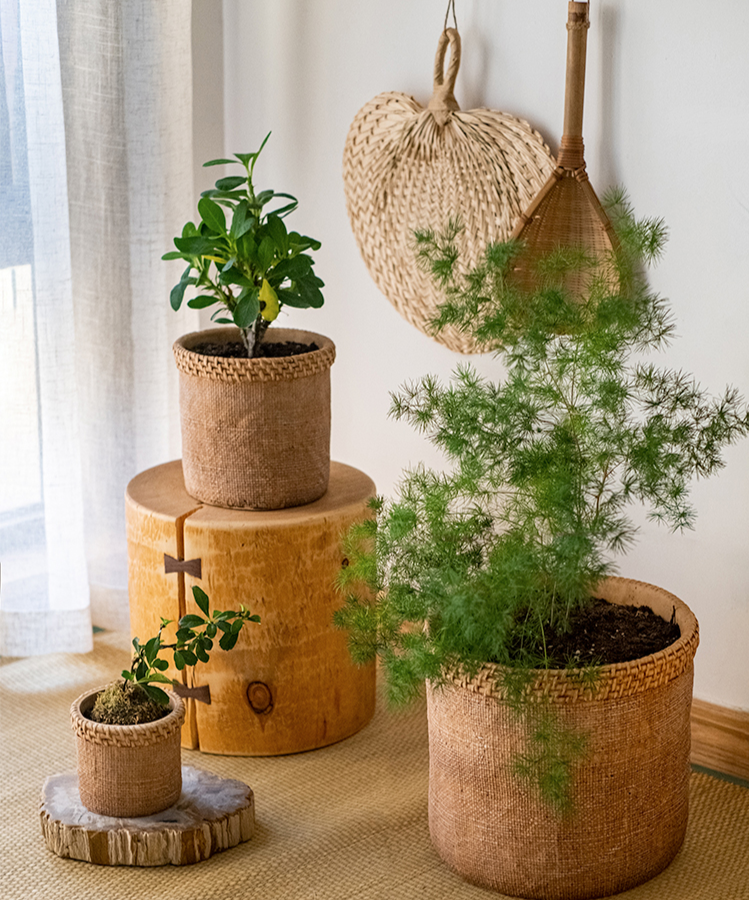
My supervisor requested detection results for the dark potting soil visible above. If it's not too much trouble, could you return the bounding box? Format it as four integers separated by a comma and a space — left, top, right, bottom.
533, 598, 681, 668
191, 340, 319, 359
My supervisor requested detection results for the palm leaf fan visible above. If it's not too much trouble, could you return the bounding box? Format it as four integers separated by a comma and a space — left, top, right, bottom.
343, 27, 556, 354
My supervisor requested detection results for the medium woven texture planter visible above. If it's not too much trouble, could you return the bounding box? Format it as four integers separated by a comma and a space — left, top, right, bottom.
71, 686, 185, 818
174, 327, 335, 510
426, 577, 699, 900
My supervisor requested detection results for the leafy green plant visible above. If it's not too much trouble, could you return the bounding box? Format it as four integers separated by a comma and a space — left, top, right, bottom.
122, 586, 259, 706
335, 189, 749, 724
164, 133, 324, 357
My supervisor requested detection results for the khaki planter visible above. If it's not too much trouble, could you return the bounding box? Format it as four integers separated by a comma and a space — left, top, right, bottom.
173, 326, 336, 510
71, 686, 186, 818
426, 577, 699, 900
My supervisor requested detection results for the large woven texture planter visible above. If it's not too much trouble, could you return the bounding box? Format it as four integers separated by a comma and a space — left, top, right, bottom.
426, 577, 699, 900
174, 327, 335, 510
71, 686, 186, 818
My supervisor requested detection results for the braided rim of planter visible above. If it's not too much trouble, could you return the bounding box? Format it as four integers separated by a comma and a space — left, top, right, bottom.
447, 577, 699, 703
174, 327, 336, 384
70, 685, 185, 748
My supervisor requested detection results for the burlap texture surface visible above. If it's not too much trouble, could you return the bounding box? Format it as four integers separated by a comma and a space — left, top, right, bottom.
1, 630, 748, 899
174, 327, 334, 510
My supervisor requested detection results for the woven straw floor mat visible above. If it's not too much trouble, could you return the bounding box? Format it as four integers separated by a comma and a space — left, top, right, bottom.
2, 631, 748, 899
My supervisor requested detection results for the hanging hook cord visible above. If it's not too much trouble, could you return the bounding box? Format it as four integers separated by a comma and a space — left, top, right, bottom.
443, 0, 458, 32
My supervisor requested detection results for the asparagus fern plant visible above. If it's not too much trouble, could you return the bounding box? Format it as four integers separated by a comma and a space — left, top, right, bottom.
335, 190, 749, 713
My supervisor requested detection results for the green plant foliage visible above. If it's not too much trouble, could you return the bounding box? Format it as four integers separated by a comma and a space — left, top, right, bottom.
511, 708, 589, 816
334, 190, 749, 806
163, 133, 324, 356
122, 586, 260, 706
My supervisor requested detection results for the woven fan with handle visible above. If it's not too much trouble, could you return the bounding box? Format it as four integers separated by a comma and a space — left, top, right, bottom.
510, 0, 617, 296
343, 27, 556, 354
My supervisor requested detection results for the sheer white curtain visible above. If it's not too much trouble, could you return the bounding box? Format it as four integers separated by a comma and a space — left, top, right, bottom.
0, 0, 197, 655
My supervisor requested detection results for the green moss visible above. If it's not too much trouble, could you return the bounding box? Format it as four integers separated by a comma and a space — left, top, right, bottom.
89, 682, 168, 725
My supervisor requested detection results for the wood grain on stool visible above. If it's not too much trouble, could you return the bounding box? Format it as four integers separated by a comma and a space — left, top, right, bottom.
126, 460, 377, 756
40, 766, 254, 866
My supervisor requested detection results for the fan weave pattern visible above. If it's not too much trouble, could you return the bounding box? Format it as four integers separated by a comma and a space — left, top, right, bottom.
343, 30, 555, 354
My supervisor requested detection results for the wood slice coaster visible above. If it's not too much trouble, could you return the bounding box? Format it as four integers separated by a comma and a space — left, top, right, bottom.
40, 766, 254, 866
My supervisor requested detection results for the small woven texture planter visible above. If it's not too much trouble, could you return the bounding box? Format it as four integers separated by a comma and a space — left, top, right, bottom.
71, 687, 185, 818
174, 327, 335, 510
343, 28, 555, 355
426, 577, 699, 900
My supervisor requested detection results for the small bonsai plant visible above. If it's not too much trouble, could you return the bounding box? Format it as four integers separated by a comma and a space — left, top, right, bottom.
163, 133, 324, 357
334, 191, 749, 802
90, 586, 260, 725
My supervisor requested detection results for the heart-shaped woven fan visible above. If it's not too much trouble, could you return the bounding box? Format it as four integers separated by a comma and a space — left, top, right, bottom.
343, 28, 556, 354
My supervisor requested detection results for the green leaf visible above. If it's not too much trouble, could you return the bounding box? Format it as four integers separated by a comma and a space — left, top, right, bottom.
255, 189, 275, 208
195, 644, 210, 664
180, 614, 205, 628
230, 201, 249, 239
142, 684, 170, 706
298, 279, 324, 309
219, 266, 254, 288
201, 189, 246, 202
174, 235, 221, 256
258, 236, 275, 272
237, 233, 258, 262
198, 197, 227, 234
219, 632, 239, 651
193, 586, 210, 616
275, 288, 306, 308
233, 288, 260, 328
271, 255, 312, 283
267, 215, 288, 254
144, 636, 160, 665
162, 250, 185, 261
212, 315, 234, 324
299, 235, 322, 252
170, 280, 191, 311
121, 669, 134, 681
206, 622, 217, 639
204, 157, 237, 167
152, 658, 169, 671
176, 627, 194, 642
215, 175, 246, 191
173, 650, 185, 670
217, 620, 232, 634
146, 672, 172, 684
231, 619, 244, 634
187, 295, 219, 309
181, 649, 198, 667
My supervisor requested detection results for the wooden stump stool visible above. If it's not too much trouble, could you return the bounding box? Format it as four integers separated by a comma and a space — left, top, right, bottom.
126, 460, 377, 755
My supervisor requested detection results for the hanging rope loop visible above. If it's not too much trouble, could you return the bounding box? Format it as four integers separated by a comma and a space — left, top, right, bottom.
428, 27, 461, 126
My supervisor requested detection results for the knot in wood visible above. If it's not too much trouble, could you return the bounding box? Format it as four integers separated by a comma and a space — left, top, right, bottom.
247, 681, 273, 714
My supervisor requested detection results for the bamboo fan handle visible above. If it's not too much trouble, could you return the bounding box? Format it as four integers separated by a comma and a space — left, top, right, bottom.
427, 28, 461, 127
558, 1, 590, 170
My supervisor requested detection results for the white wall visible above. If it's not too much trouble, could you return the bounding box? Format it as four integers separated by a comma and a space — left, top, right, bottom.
210, 0, 749, 711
